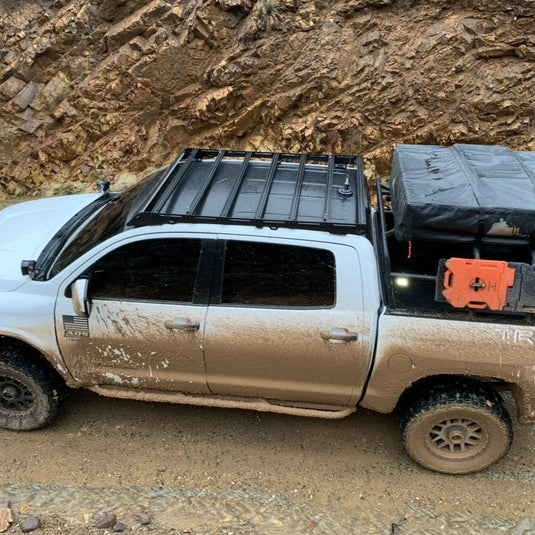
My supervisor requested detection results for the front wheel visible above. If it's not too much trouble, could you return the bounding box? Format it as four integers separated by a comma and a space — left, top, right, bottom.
400, 381, 513, 474
0, 351, 61, 430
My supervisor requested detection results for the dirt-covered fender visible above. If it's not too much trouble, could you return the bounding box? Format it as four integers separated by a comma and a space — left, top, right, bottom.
360, 314, 535, 424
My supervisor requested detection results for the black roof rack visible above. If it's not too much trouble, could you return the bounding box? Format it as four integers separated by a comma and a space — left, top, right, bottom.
128, 148, 369, 234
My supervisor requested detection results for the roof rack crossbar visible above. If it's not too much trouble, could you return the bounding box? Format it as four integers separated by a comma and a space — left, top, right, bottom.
354, 157, 364, 223
254, 153, 280, 220
186, 149, 226, 216
323, 155, 335, 222
221, 151, 252, 218
289, 154, 307, 222
127, 149, 370, 234
150, 148, 199, 213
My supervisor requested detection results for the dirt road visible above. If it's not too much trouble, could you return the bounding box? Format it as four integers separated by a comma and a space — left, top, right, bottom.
1, 390, 535, 534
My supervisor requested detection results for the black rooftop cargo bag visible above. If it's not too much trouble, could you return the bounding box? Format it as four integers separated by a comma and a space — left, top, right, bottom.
390, 143, 535, 243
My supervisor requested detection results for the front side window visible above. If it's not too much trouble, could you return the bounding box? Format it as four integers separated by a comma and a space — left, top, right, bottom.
90, 238, 202, 302
221, 241, 336, 307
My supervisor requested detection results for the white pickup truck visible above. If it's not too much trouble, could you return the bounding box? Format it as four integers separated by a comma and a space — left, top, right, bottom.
1, 145, 534, 474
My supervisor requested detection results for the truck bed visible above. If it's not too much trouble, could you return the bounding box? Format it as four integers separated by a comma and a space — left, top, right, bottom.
376, 182, 535, 322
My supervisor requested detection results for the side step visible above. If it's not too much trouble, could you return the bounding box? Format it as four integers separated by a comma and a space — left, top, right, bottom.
89, 386, 356, 420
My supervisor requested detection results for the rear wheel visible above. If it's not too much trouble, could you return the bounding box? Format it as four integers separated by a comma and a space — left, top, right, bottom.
0, 350, 61, 430
400, 381, 512, 474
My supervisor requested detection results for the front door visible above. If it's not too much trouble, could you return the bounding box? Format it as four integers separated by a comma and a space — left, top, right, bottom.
204, 239, 366, 406
55, 237, 210, 393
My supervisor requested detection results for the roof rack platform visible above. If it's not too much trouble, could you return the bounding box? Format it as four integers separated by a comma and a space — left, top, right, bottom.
128, 148, 369, 234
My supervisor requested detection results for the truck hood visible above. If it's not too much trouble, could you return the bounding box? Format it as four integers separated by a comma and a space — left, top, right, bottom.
0, 194, 101, 291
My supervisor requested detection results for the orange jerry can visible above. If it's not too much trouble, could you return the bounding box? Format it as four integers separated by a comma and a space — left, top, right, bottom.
441, 258, 516, 310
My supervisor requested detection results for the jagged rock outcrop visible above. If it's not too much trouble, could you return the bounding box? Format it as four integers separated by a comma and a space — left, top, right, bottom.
1, 0, 534, 196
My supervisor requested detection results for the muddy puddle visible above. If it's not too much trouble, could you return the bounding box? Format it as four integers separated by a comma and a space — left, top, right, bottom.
0, 483, 531, 534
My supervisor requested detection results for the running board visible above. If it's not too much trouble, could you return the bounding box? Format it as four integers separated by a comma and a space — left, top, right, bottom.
89, 386, 356, 419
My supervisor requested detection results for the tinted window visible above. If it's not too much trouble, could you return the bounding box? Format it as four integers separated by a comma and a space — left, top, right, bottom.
91, 239, 202, 302
221, 241, 335, 307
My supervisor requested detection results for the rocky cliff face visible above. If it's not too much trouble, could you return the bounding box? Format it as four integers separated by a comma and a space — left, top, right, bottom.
1, 0, 534, 197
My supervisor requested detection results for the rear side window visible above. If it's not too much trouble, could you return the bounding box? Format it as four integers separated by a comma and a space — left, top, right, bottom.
221, 241, 335, 307
91, 238, 202, 302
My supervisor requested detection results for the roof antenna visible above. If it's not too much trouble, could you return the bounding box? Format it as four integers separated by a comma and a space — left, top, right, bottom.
338, 176, 353, 196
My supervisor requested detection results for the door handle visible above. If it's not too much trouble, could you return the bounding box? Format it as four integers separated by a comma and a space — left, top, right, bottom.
320, 328, 359, 342
164, 318, 200, 331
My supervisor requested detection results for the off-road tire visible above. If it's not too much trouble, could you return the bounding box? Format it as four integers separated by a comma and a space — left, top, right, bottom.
400, 380, 513, 474
0, 350, 61, 430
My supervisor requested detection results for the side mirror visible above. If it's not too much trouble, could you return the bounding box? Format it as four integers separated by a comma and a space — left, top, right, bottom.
72, 279, 91, 318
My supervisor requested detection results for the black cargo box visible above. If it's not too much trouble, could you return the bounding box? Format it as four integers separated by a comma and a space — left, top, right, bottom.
390, 144, 535, 243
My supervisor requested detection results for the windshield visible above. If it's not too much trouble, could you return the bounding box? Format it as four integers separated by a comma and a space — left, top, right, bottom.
46, 168, 166, 279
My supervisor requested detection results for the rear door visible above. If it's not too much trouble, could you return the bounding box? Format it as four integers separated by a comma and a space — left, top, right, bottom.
203, 238, 367, 406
